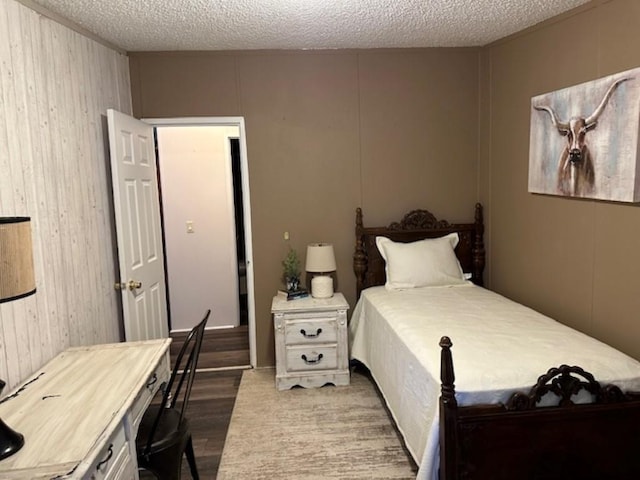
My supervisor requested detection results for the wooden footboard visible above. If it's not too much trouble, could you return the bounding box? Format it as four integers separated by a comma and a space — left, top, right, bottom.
439, 337, 640, 480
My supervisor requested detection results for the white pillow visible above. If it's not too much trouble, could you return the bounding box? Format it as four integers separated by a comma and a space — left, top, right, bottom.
375, 233, 466, 289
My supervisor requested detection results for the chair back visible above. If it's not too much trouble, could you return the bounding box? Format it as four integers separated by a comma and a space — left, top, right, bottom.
142, 309, 210, 456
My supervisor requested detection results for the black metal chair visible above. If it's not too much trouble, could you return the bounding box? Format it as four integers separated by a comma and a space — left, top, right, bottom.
136, 310, 210, 480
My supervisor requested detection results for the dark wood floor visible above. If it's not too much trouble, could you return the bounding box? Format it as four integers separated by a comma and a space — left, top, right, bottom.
182, 369, 245, 478
170, 325, 251, 370
139, 325, 250, 479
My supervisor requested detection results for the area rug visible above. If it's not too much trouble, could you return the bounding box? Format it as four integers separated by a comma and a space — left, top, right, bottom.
216, 368, 417, 479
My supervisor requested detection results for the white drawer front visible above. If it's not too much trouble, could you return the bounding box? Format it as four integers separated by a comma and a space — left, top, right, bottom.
284, 318, 337, 345
108, 446, 136, 480
101, 442, 132, 480
89, 424, 130, 480
286, 345, 338, 372
131, 354, 170, 430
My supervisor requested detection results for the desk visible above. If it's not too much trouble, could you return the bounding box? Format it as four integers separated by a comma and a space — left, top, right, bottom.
0, 339, 171, 479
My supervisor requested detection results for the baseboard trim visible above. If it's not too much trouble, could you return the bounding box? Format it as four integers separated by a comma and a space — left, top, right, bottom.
196, 365, 252, 373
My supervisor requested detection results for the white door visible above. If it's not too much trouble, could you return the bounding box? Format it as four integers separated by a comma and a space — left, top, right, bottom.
107, 109, 168, 341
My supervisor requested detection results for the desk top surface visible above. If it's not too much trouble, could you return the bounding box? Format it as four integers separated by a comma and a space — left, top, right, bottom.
0, 339, 171, 477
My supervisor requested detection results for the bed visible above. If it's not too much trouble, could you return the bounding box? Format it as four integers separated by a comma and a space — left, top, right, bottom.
349, 203, 640, 480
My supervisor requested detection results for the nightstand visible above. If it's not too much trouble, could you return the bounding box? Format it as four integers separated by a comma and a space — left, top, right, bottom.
271, 292, 350, 391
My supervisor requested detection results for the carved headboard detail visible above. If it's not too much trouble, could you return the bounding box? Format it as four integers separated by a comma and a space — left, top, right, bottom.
353, 203, 485, 298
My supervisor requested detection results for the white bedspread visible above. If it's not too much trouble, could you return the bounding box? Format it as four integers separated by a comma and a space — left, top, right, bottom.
349, 284, 640, 480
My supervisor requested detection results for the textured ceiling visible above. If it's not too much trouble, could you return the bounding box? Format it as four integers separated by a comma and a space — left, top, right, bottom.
28, 0, 591, 52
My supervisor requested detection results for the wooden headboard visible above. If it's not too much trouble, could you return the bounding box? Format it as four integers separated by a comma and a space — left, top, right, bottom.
353, 203, 485, 298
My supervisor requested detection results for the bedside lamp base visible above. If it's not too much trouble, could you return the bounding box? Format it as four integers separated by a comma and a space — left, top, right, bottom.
311, 275, 333, 298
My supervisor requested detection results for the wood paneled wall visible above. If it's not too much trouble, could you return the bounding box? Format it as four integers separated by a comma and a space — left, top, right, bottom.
0, 0, 131, 390
481, 0, 640, 360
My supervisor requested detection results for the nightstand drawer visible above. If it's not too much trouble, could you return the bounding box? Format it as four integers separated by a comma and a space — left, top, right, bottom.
284, 319, 338, 345
286, 345, 338, 372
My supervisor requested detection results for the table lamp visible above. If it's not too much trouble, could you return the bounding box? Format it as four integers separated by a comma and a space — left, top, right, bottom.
305, 243, 336, 298
0, 217, 36, 460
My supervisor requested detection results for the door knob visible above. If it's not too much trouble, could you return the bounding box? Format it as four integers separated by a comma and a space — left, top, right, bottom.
114, 281, 142, 291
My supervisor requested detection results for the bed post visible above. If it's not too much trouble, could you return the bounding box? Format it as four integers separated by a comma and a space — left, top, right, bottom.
439, 336, 458, 480
354, 208, 367, 298
472, 203, 485, 286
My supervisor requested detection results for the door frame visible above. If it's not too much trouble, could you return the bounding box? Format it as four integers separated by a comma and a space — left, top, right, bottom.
144, 116, 256, 368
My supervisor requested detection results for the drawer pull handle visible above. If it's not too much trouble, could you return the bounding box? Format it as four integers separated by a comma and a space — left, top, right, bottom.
301, 353, 323, 365
300, 328, 322, 338
146, 372, 158, 389
96, 444, 114, 471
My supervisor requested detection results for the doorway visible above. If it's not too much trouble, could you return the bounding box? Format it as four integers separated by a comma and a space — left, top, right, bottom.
146, 117, 256, 368
230, 138, 249, 326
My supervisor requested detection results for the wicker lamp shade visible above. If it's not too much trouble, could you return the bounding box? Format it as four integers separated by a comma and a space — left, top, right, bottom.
0, 217, 36, 303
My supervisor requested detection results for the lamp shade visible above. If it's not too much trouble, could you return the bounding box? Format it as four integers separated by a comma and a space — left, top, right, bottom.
305, 243, 336, 273
0, 217, 36, 303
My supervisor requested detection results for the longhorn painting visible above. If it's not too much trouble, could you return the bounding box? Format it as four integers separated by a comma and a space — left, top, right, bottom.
528, 67, 640, 202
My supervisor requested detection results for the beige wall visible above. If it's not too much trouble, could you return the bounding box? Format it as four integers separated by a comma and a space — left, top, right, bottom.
130, 49, 480, 367
482, 0, 640, 360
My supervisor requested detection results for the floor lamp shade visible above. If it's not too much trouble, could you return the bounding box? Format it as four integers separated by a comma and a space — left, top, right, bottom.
305, 243, 336, 298
0, 217, 36, 303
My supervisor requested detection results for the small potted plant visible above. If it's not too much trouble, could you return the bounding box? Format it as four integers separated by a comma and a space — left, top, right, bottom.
282, 248, 301, 292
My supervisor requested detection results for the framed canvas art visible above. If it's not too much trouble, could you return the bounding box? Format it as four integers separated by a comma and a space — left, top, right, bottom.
528, 67, 640, 202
